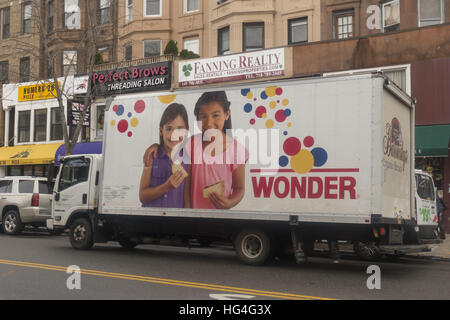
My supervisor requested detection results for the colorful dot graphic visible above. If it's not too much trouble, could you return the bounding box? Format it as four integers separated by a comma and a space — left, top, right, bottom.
244, 103, 253, 113
134, 100, 145, 113
110, 100, 143, 138
117, 119, 128, 133
283, 137, 301, 156
255, 106, 267, 118
290, 150, 315, 174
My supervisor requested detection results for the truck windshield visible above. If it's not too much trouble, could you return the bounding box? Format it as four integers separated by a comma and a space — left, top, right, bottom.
415, 174, 435, 201
59, 158, 91, 192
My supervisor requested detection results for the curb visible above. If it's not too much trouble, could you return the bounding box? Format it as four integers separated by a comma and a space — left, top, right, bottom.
405, 255, 450, 262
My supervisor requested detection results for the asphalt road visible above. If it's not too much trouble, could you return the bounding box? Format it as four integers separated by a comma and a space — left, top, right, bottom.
0, 229, 449, 301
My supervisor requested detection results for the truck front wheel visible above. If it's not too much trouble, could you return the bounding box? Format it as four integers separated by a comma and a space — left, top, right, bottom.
235, 229, 274, 266
69, 218, 94, 250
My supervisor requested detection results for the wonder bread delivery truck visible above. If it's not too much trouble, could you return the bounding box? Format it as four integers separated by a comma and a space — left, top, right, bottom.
47, 73, 440, 265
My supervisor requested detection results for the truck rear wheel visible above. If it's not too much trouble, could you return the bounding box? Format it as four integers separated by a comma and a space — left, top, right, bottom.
235, 229, 274, 266
69, 218, 94, 250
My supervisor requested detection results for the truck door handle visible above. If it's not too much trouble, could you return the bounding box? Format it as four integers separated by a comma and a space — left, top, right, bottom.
55, 193, 60, 201
82, 194, 87, 204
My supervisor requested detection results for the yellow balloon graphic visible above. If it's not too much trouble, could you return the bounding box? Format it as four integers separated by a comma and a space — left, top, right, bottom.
158, 95, 177, 104
110, 120, 116, 126
282, 99, 289, 106
265, 86, 277, 97
130, 117, 139, 127
246, 92, 253, 99
291, 150, 314, 174
265, 119, 274, 129
270, 101, 277, 109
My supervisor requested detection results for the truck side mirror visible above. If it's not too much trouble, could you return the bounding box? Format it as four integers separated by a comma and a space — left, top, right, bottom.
55, 192, 60, 202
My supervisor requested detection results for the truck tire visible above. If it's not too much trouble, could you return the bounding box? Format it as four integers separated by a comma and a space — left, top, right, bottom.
235, 229, 274, 266
2, 209, 23, 235
353, 242, 381, 261
118, 237, 139, 249
69, 218, 94, 250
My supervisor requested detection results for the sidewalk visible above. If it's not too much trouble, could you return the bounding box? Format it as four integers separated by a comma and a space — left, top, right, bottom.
408, 236, 450, 261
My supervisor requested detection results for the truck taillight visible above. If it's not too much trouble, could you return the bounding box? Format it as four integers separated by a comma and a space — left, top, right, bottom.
32, 193, 39, 207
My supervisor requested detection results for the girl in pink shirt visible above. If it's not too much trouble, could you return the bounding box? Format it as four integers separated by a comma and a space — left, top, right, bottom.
188, 91, 249, 209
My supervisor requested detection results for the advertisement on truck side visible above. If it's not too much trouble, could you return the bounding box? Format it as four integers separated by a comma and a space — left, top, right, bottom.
100, 78, 409, 217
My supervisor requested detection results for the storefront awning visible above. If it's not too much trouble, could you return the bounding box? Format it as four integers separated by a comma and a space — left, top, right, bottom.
54, 142, 103, 166
415, 125, 450, 157
0, 143, 63, 166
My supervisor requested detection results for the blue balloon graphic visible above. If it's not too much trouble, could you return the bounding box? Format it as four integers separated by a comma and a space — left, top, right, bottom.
241, 89, 250, 96
284, 109, 291, 117
311, 148, 328, 167
279, 156, 289, 167
244, 103, 253, 113
116, 105, 125, 116
260, 91, 268, 100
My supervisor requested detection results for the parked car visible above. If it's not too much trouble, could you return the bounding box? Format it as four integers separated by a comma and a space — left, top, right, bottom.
0, 176, 53, 235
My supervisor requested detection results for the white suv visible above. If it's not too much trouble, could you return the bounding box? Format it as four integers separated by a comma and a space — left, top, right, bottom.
0, 177, 53, 235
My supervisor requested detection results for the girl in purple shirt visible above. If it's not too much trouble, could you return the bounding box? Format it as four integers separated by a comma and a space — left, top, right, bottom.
139, 103, 189, 208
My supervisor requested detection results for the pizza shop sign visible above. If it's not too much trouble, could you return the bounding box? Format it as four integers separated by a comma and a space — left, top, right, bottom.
91, 61, 171, 96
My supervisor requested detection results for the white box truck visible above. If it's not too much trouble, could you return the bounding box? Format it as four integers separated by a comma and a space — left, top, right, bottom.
47, 74, 440, 265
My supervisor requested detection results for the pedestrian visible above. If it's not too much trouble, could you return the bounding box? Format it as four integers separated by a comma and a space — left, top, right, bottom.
436, 190, 447, 240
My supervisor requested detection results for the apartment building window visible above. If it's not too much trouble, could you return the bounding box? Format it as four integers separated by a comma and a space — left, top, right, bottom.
143, 40, 161, 57
184, 38, 199, 55
383, 0, 400, 32
126, 0, 133, 23
34, 109, 47, 142
218, 26, 230, 55
333, 10, 354, 39
64, 0, 80, 29
51, 108, 63, 140
20, 57, 30, 82
243, 23, 264, 52
62, 50, 77, 75
23, 3, 32, 34
98, 0, 111, 25
418, 0, 445, 27
18, 111, 31, 143
125, 44, 133, 61
98, 47, 110, 63
96, 105, 105, 138
48, 1, 54, 32
288, 17, 308, 44
1, 7, 10, 39
144, 0, 161, 17
184, 0, 198, 13
0, 61, 8, 82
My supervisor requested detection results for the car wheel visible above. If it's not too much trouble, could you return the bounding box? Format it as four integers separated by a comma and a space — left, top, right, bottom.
2, 210, 23, 235
69, 218, 94, 250
235, 229, 274, 266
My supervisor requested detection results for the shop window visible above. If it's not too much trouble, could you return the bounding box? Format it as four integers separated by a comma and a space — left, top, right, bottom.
51, 107, 63, 140
18, 110, 31, 143
288, 17, 308, 44
243, 22, 264, 52
143, 40, 161, 58
218, 26, 230, 56
333, 10, 353, 39
418, 0, 444, 27
34, 109, 47, 142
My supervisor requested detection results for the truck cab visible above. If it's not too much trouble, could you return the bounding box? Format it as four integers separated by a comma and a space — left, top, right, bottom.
47, 154, 102, 234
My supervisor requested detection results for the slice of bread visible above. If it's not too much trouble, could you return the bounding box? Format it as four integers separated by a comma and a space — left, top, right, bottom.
202, 181, 225, 198
171, 160, 188, 179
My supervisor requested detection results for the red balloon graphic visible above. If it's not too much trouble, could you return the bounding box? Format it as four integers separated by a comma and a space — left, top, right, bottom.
134, 100, 145, 113
283, 137, 301, 156
118, 120, 128, 133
